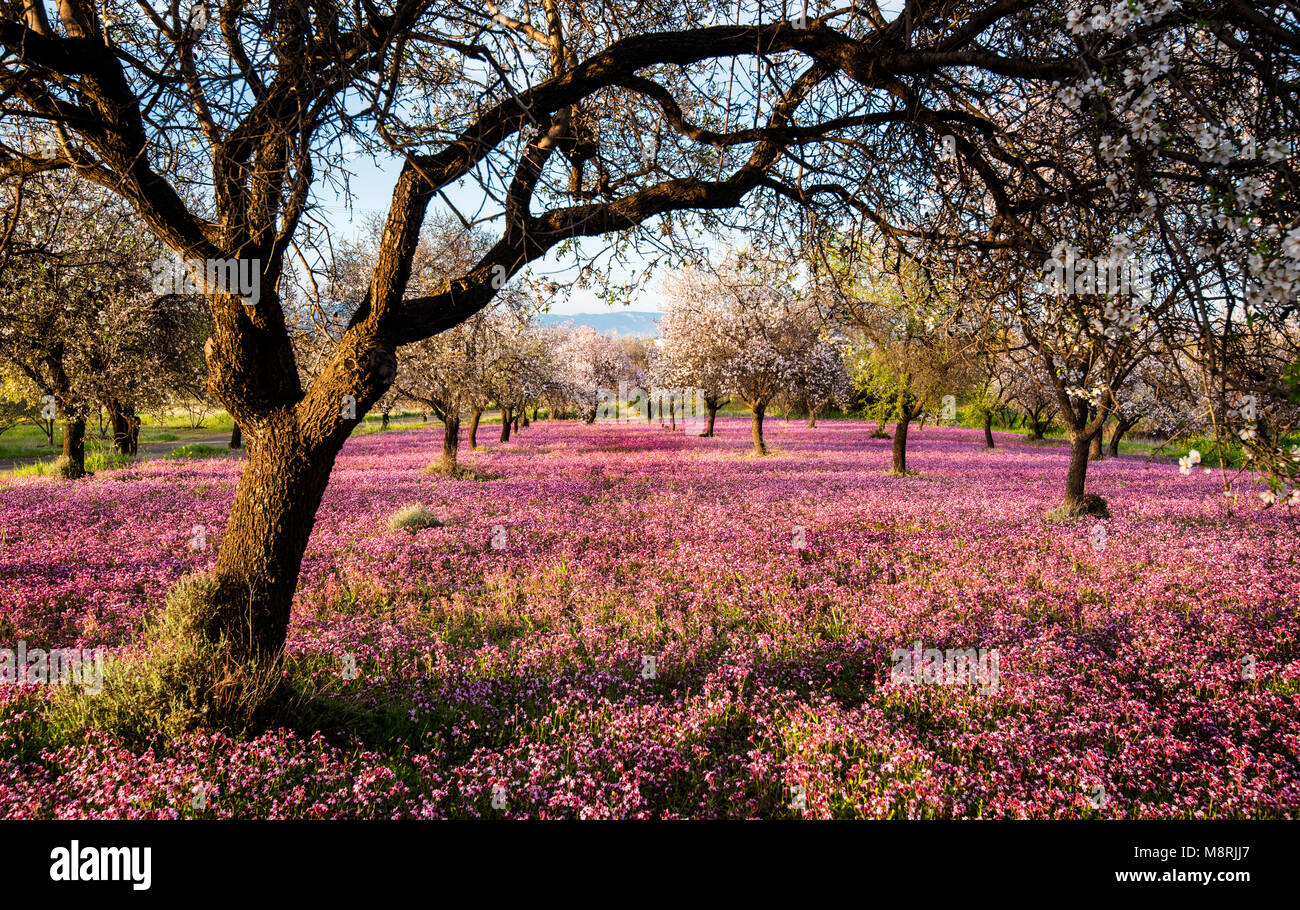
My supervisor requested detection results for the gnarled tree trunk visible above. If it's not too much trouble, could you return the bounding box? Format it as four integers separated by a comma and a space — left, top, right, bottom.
206, 417, 344, 660
983, 410, 995, 449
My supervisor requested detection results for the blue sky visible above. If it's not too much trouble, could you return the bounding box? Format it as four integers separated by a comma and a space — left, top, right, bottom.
315, 3, 908, 317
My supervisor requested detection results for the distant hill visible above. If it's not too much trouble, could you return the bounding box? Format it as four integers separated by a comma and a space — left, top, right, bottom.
538, 310, 661, 337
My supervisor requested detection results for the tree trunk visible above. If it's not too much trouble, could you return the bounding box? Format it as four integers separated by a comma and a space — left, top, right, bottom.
1029, 411, 1046, 439
468, 408, 482, 450
808, 409, 817, 428
107, 400, 138, 455
983, 410, 995, 449
442, 415, 460, 471
230, 423, 243, 449
500, 407, 512, 442
380, 409, 391, 430
1065, 431, 1092, 510
1106, 416, 1137, 458
204, 419, 346, 662
892, 415, 911, 474
702, 403, 717, 437
751, 402, 767, 455
1089, 427, 1105, 460
59, 415, 87, 478
532, 407, 540, 421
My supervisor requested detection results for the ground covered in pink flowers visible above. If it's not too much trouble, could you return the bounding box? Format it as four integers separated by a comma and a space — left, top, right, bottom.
1, 418, 1297, 818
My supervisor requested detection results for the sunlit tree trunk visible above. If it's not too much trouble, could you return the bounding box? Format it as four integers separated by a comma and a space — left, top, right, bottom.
60, 414, 87, 477
892, 415, 911, 473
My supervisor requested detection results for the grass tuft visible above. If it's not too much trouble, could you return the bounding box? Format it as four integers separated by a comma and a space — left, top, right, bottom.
386, 504, 444, 532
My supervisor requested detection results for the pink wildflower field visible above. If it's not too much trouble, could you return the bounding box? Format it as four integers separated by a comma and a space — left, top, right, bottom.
1, 419, 1297, 819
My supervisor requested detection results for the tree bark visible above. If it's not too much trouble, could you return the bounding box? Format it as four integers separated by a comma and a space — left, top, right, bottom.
230, 423, 243, 449
468, 408, 481, 450
751, 402, 767, 455
441, 414, 461, 471
1027, 409, 1047, 439
702, 403, 717, 437
106, 400, 139, 455
1089, 423, 1105, 460
380, 408, 391, 430
500, 407, 512, 441
983, 410, 995, 449
1065, 431, 1092, 509
808, 409, 817, 428
205, 416, 347, 661
59, 415, 87, 477
1106, 415, 1138, 458
892, 414, 911, 474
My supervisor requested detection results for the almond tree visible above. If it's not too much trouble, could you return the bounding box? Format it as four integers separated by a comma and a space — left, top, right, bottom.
554, 325, 632, 423
655, 266, 734, 436
0, 166, 202, 474
2, 1, 1291, 700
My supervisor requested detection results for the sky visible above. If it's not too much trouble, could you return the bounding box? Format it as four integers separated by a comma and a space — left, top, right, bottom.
318, 154, 665, 317
312, 2, 909, 317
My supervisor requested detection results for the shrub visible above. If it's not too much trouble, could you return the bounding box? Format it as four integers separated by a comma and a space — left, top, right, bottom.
48, 573, 285, 743
421, 461, 496, 481
386, 504, 443, 532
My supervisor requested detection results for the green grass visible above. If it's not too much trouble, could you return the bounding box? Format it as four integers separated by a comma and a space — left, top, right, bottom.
163, 443, 230, 460
7, 449, 136, 477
